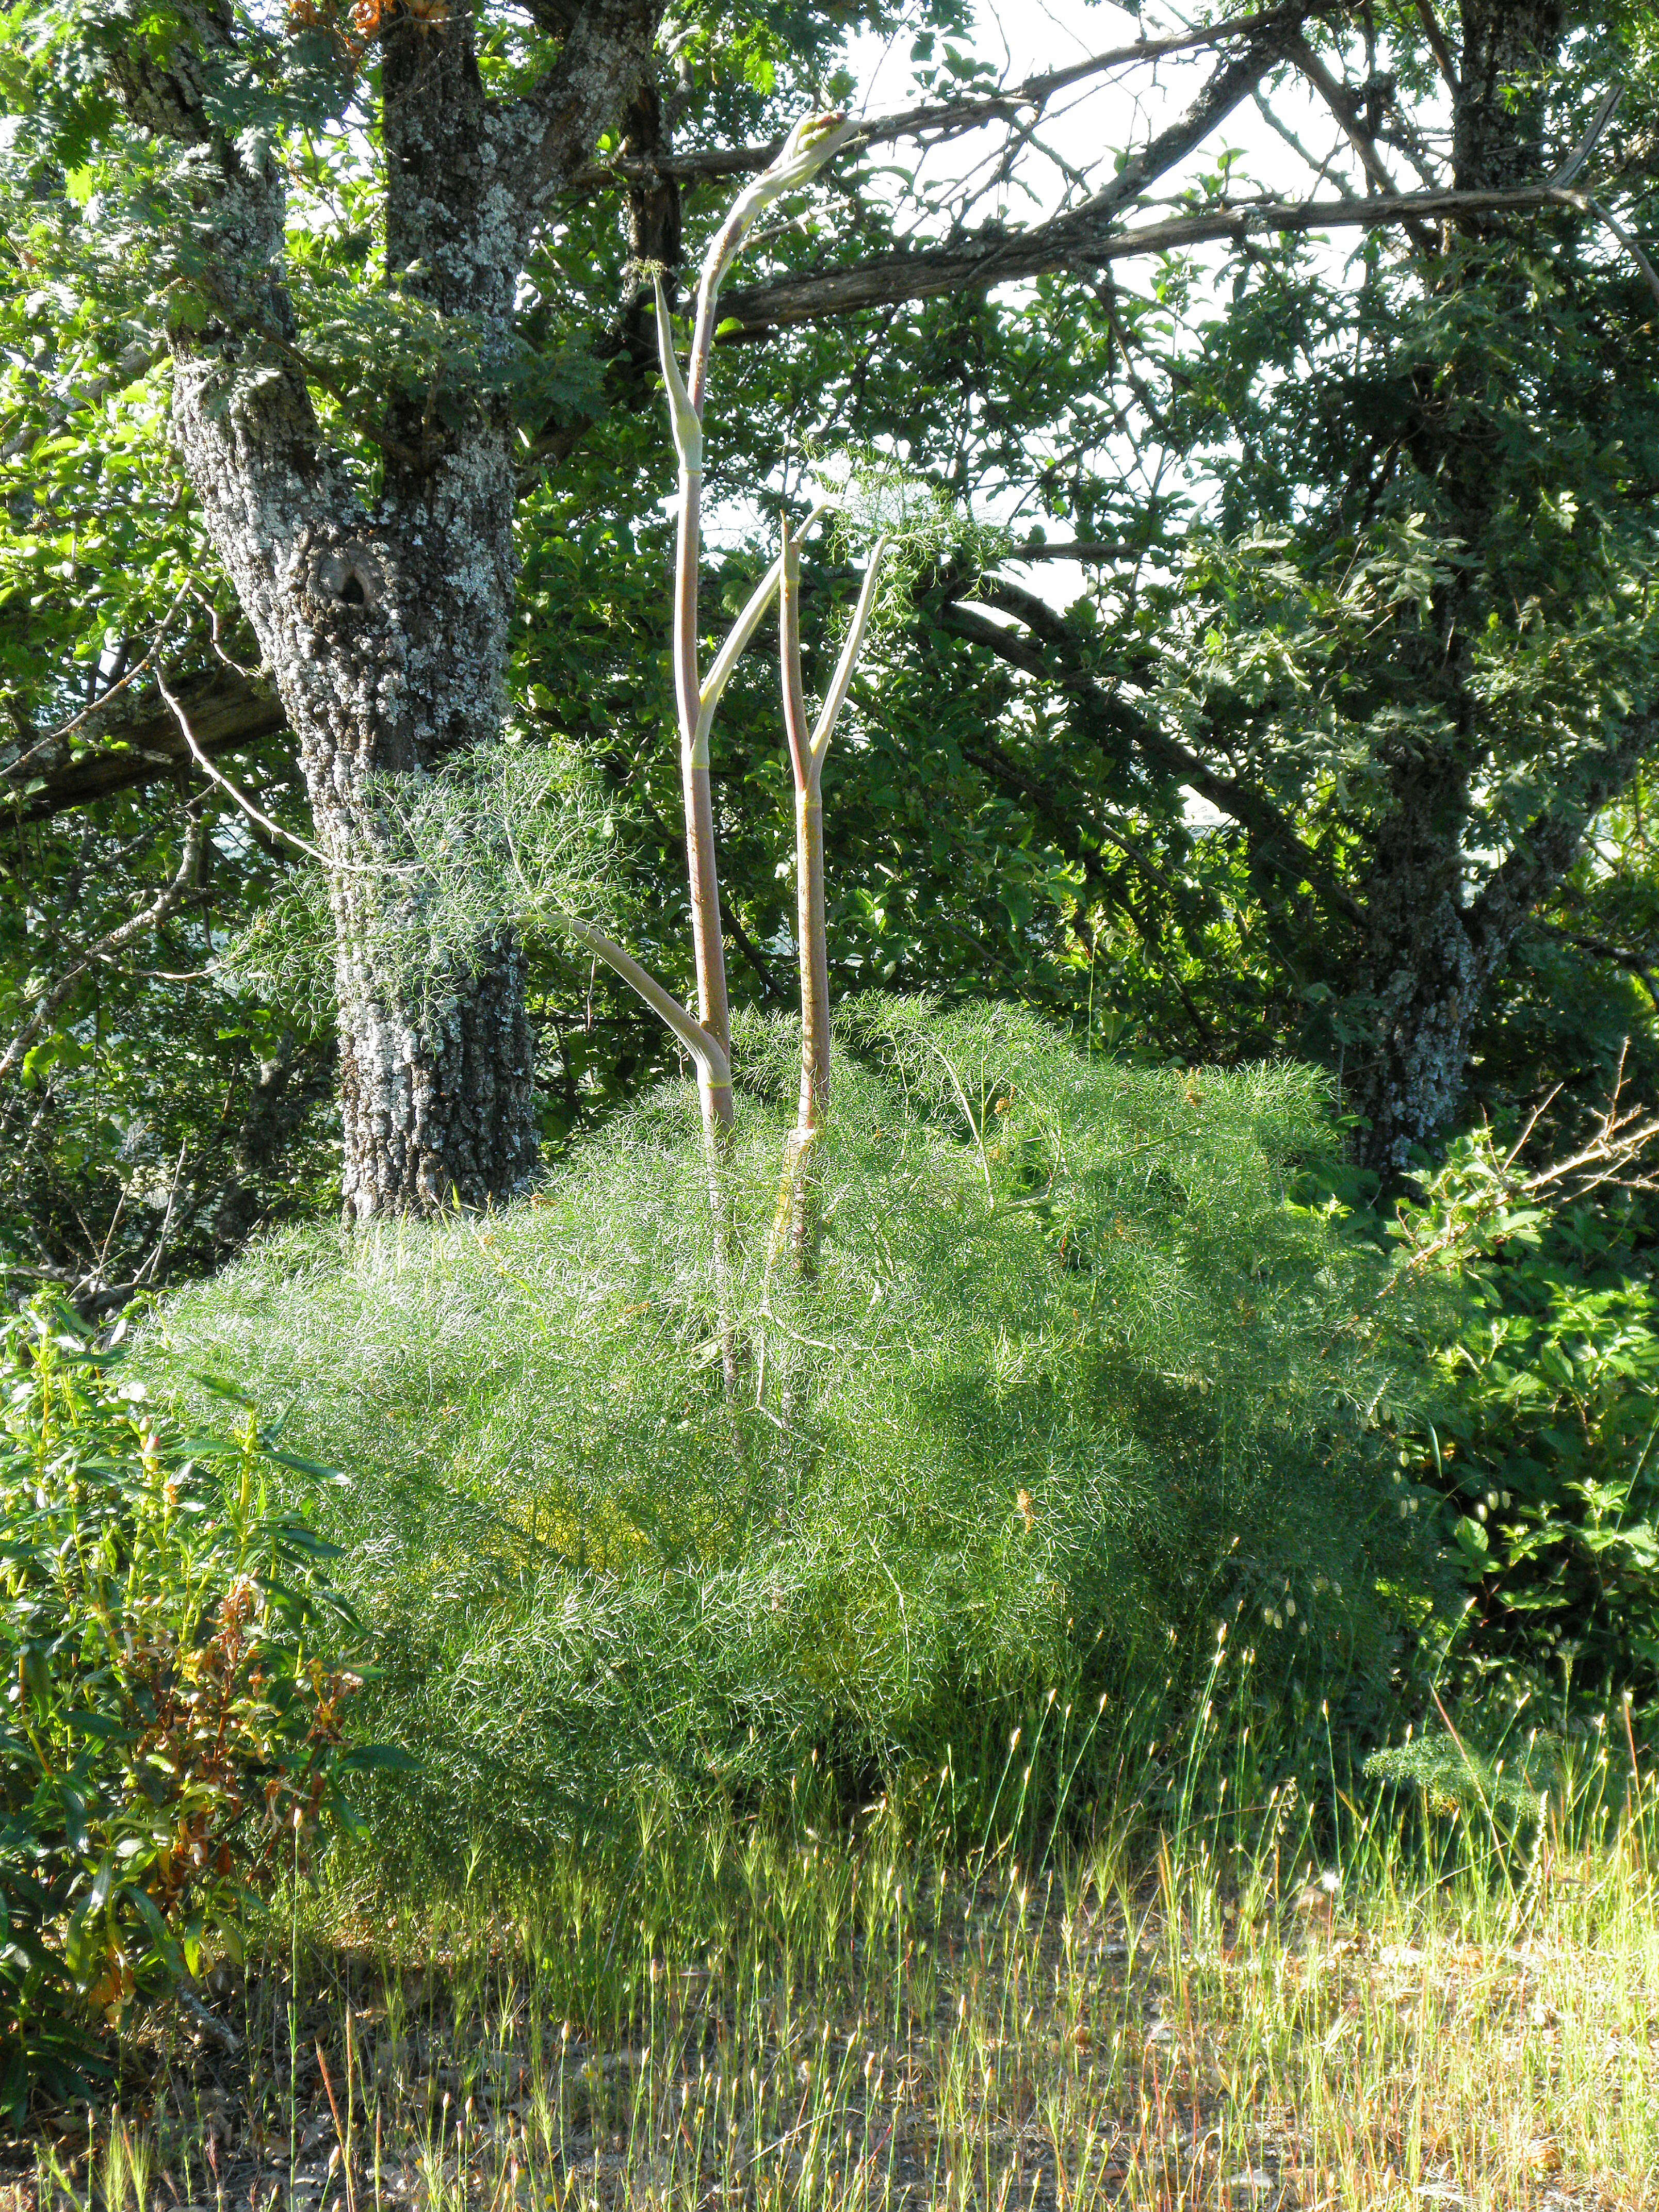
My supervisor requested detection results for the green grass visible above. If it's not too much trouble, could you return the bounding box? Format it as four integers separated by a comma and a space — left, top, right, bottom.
15, 1747, 1657, 2211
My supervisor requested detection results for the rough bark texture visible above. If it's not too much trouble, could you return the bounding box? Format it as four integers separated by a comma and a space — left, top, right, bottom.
121, 0, 656, 1216
1344, 0, 1572, 1172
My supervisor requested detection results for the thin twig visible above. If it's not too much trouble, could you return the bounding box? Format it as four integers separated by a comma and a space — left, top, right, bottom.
129, 1138, 190, 1291
157, 665, 332, 866
10, 583, 191, 767
188, 585, 264, 682
572, 6, 1339, 189
1379, 1040, 1659, 1302
157, 663, 391, 879
1585, 193, 1659, 316
0, 813, 211, 1085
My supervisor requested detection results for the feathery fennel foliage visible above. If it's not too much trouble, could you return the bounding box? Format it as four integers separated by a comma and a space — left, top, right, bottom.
217, 739, 625, 1026
1363, 1728, 1563, 1834
149, 1001, 1442, 1866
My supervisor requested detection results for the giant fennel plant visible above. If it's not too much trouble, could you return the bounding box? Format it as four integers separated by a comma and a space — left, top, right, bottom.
154, 999, 1443, 1866
175, 128, 1450, 1865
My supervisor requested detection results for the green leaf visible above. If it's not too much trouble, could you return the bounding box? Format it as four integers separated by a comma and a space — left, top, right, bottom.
88, 1856, 113, 1915
268, 1446, 349, 1485
57, 1787, 89, 1857
190, 1372, 258, 1408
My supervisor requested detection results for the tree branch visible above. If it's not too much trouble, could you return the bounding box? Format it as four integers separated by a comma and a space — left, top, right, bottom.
718, 183, 1591, 337
1281, 30, 1442, 252
568, 5, 1337, 190
938, 580, 1367, 931
495, 0, 661, 214
0, 815, 212, 1085
522, 180, 1610, 481
1532, 921, 1659, 1014
713, 27, 1291, 332
3, 669, 285, 827
1586, 193, 1659, 316
955, 732, 1189, 905
1000, 539, 1146, 565
1412, 1, 1460, 95
1467, 712, 1659, 964
1284, 31, 1410, 200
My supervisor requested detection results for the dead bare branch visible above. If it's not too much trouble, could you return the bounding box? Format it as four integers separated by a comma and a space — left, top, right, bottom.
567, 6, 1335, 192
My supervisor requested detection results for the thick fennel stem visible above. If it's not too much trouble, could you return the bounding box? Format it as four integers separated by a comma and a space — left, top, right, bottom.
779, 524, 831, 1138
656, 277, 730, 1145
564, 913, 741, 1395
675, 461, 733, 1134
657, 117, 853, 1136
774, 527, 891, 1274
795, 783, 831, 1129
661, 286, 736, 1378
651, 115, 861, 1382
561, 917, 730, 1102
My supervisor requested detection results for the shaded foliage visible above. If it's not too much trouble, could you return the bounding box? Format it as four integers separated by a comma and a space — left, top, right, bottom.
1395, 1133, 1659, 1732
0, 1299, 369, 2115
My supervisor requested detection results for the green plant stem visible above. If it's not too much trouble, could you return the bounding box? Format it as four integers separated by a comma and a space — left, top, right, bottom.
775, 524, 889, 1275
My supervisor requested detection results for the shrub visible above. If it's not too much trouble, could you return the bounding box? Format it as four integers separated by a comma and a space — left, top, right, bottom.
149, 1001, 1446, 1871
0, 1299, 367, 2118
1394, 1129, 1659, 1734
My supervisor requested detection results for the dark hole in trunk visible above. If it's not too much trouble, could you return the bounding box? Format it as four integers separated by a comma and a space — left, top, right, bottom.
340, 572, 367, 606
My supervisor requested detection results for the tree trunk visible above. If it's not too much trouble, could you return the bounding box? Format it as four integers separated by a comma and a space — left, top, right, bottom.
139, 3, 654, 1216
1350, 772, 1501, 1173
169, 233, 541, 1216
1346, 0, 1569, 1174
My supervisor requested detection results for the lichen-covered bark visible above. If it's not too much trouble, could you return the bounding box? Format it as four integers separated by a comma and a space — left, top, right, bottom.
129, 1, 656, 1217
1345, 0, 1573, 1174
1349, 765, 1497, 1171
165, 115, 539, 1217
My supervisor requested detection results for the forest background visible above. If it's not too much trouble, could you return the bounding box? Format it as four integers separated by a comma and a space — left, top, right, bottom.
4, 0, 1659, 2164
6, 0, 1658, 1704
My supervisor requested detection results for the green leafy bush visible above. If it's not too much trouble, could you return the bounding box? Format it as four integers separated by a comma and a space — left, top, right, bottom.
1, 1300, 367, 2117
150, 1002, 1445, 1870
1394, 1130, 1659, 1731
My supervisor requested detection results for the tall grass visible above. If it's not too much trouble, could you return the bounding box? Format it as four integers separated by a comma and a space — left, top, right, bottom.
27, 1691, 1657, 2211
145, 1002, 1449, 1873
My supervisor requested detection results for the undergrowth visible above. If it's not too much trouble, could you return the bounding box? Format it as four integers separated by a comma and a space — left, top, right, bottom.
0, 1300, 369, 2119
17, 1722, 1657, 2210
146, 1001, 1449, 1876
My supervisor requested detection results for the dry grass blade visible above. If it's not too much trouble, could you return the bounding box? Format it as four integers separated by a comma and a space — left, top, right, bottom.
10, 1767, 1656, 2211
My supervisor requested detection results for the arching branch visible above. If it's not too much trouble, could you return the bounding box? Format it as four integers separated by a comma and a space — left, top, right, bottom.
0, 814, 213, 1086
